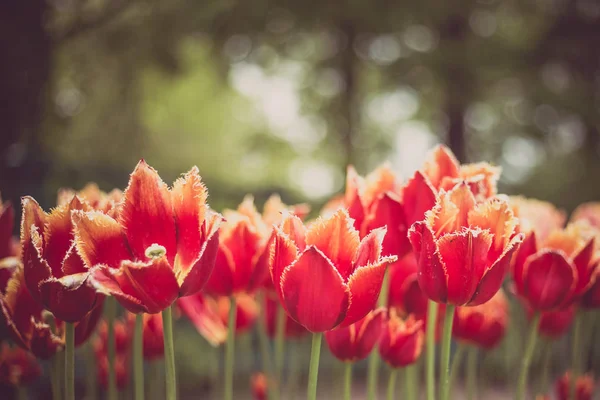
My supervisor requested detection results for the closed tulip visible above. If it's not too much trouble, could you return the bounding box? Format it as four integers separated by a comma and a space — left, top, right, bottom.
535, 305, 576, 339
387, 252, 428, 317
453, 290, 508, 349
556, 372, 594, 400
379, 312, 424, 368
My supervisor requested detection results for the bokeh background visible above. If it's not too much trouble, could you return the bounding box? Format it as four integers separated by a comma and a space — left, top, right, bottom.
1, 0, 600, 398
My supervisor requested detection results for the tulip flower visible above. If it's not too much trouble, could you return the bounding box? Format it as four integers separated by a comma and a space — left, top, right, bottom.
509, 196, 566, 242
535, 305, 576, 339
409, 182, 522, 306
57, 183, 123, 218
0, 344, 42, 387
453, 290, 508, 350
178, 293, 259, 346
271, 208, 396, 332
265, 294, 307, 339
379, 312, 424, 368
513, 221, 597, 311
325, 308, 386, 362
572, 202, 600, 228
251, 372, 268, 400
141, 313, 164, 360
581, 279, 600, 309
556, 372, 594, 400
387, 253, 428, 318
95, 317, 131, 392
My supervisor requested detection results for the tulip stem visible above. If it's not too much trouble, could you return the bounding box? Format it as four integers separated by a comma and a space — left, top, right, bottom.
426, 300, 439, 400
162, 305, 177, 400
448, 342, 465, 393
85, 340, 97, 400
466, 346, 477, 400
51, 352, 62, 400
257, 293, 277, 400
367, 269, 391, 400
387, 369, 398, 400
344, 362, 352, 400
65, 322, 75, 400
274, 303, 286, 393
224, 296, 237, 400
405, 364, 417, 400
307, 332, 322, 400
439, 304, 455, 400
516, 313, 540, 400
106, 297, 118, 400
134, 313, 145, 400
569, 311, 583, 400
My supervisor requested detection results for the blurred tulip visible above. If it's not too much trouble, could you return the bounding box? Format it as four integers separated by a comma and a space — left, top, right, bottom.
57, 183, 123, 218
387, 253, 428, 317
95, 317, 131, 391
251, 372, 268, 400
265, 294, 307, 339
325, 308, 386, 362
142, 313, 164, 360
509, 196, 566, 242
581, 279, 600, 309
571, 202, 600, 229
270, 209, 396, 332
513, 221, 598, 311
178, 293, 258, 346
453, 290, 508, 349
71, 161, 222, 314
21, 195, 102, 322
0, 344, 41, 387
556, 372, 594, 400
535, 305, 576, 339
0, 265, 102, 358
409, 183, 522, 306
379, 312, 424, 368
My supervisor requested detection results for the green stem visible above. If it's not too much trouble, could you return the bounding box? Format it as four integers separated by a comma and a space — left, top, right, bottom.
65, 322, 75, 400
162, 306, 176, 400
516, 313, 540, 400
306, 332, 323, 400
257, 293, 277, 400
134, 313, 145, 400
439, 304, 455, 400
51, 352, 62, 400
448, 342, 465, 393
106, 297, 118, 400
344, 362, 352, 400
466, 346, 477, 400
274, 303, 286, 395
387, 369, 398, 400
538, 339, 552, 395
224, 296, 237, 400
570, 312, 583, 400
426, 300, 439, 400
85, 340, 97, 400
405, 364, 417, 400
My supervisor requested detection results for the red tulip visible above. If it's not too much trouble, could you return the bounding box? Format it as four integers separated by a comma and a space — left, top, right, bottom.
0, 265, 102, 359
251, 372, 268, 400
71, 161, 222, 314
0, 344, 41, 387
556, 372, 594, 400
409, 183, 523, 306
453, 290, 508, 349
571, 202, 600, 229
21, 195, 103, 322
142, 313, 164, 360
509, 196, 566, 242
325, 308, 386, 362
265, 294, 307, 339
387, 253, 428, 318
581, 279, 600, 309
270, 209, 396, 332
178, 293, 258, 346
513, 221, 598, 311
379, 312, 424, 368
95, 317, 131, 391
57, 183, 123, 218
535, 305, 576, 339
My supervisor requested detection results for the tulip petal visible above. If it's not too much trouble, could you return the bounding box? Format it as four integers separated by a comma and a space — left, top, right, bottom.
280, 247, 350, 332
353, 308, 386, 360
422, 145, 460, 189
38, 273, 98, 322
270, 228, 299, 304
305, 209, 360, 280
89, 266, 146, 314
437, 229, 493, 305
364, 194, 410, 258
409, 222, 447, 303
20, 196, 47, 245
172, 166, 208, 272
204, 244, 235, 296
469, 234, 523, 306
61, 244, 88, 276
29, 321, 63, 359
225, 220, 264, 292
22, 227, 52, 303
345, 166, 366, 232
324, 325, 355, 361
119, 160, 177, 265
523, 251, 575, 310
427, 183, 476, 238
468, 198, 518, 260
178, 294, 227, 346
72, 211, 131, 269
402, 171, 437, 227
342, 258, 392, 327
570, 238, 596, 298
178, 219, 220, 297
353, 227, 386, 267
512, 232, 537, 294
280, 213, 306, 251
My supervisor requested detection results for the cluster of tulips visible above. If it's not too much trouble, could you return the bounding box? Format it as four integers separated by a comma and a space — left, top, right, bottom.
0, 145, 598, 400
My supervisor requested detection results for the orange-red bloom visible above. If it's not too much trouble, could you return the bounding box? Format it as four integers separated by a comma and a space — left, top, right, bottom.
387, 253, 428, 318
57, 183, 123, 218
379, 312, 424, 368
0, 344, 41, 387
572, 202, 600, 229
556, 372, 594, 400
0, 265, 101, 359
452, 290, 508, 349
178, 293, 258, 346
139, 313, 164, 360
325, 308, 386, 362
409, 183, 522, 306
270, 209, 396, 332
513, 221, 598, 311
265, 294, 307, 339
534, 305, 576, 339
71, 161, 222, 314
251, 372, 268, 400
21, 196, 103, 322
509, 197, 566, 242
